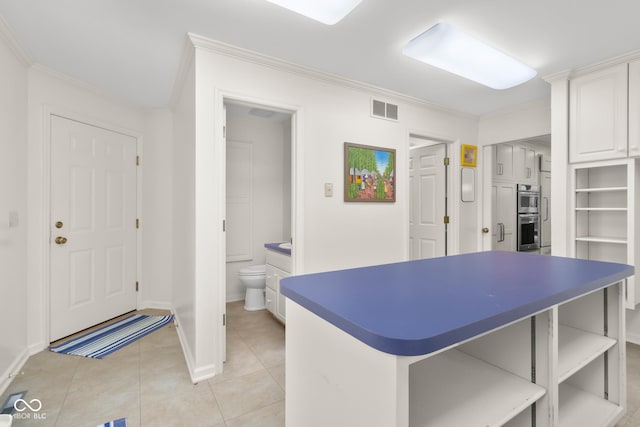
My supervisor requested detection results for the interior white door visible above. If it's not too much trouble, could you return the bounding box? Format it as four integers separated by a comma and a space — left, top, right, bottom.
409, 143, 447, 260
50, 115, 137, 341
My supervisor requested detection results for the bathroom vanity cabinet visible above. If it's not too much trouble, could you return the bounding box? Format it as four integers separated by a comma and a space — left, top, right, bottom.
264, 245, 291, 323
281, 251, 633, 427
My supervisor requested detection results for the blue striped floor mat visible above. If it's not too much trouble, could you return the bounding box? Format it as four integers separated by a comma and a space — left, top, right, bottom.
49, 314, 174, 359
97, 418, 127, 427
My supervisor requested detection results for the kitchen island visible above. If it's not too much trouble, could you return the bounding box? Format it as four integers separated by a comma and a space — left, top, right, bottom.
281, 251, 634, 427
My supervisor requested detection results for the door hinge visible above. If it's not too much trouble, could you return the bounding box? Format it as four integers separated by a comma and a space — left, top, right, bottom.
136, 281, 139, 292
444, 157, 450, 166
223, 313, 226, 326
223, 125, 226, 138
136, 218, 140, 229
444, 215, 450, 224
136, 155, 140, 166
223, 220, 226, 232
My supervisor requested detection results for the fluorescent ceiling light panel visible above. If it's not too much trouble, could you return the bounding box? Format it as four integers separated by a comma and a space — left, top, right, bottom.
265, 0, 362, 25
402, 23, 537, 90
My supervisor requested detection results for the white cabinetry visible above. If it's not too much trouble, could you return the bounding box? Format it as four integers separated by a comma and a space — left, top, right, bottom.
629, 59, 640, 157
515, 146, 537, 183
570, 160, 640, 308
569, 63, 628, 163
288, 278, 626, 427
265, 249, 291, 323
540, 171, 552, 248
556, 287, 624, 425
492, 182, 516, 251
495, 143, 515, 180
494, 143, 540, 185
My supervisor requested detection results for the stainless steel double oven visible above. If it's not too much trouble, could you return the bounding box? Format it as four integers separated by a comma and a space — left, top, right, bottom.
517, 184, 540, 252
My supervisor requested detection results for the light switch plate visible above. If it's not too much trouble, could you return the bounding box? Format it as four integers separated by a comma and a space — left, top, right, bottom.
324, 183, 333, 197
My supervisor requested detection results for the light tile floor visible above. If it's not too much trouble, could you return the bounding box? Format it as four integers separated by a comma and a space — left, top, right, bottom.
4, 304, 640, 426
1, 302, 285, 427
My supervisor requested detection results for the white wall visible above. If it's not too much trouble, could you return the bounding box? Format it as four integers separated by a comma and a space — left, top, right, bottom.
180, 35, 479, 381
225, 111, 290, 301
0, 23, 29, 393
478, 98, 551, 147
171, 54, 199, 378
141, 109, 174, 308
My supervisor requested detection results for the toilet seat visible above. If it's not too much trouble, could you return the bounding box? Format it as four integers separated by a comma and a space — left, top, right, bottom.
239, 265, 266, 276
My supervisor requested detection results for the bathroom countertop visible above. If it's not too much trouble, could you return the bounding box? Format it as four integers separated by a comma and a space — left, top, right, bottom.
264, 242, 291, 256
280, 251, 633, 356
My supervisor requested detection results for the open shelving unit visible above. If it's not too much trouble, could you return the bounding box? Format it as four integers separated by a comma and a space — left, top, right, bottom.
570, 159, 640, 308
285, 251, 632, 427
409, 349, 546, 427
556, 286, 625, 427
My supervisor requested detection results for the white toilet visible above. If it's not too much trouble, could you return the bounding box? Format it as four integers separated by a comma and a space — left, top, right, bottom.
0, 415, 12, 427
239, 264, 266, 311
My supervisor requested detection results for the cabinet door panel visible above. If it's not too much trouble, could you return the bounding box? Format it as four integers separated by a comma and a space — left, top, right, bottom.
495, 144, 514, 180
569, 64, 628, 163
629, 59, 640, 157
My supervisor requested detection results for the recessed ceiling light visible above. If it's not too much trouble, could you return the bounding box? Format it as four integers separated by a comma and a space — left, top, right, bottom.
402, 23, 537, 90
265, 0, 362, 25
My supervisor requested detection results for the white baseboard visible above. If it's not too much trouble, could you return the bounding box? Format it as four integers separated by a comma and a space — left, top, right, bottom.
627, 332, 640, 345
28, 341, 47, 356
0, 348, 29, 396
140, 300, 172, 311
226, 293, 244, 303
172, 307, 218, 384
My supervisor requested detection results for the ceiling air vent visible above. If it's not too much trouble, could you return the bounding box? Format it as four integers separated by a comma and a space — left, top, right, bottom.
371, 99, 398, 121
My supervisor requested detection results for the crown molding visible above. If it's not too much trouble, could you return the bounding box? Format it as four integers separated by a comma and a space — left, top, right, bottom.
30, 63, 150, 114
169, 35, 196, 109
544, 49, 640, 82
186, 32, 476, 120
0, 14, 32, 66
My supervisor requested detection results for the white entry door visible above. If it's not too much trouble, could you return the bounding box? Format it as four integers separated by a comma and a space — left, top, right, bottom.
409, 143, 447, 260
50, 115, 137, 341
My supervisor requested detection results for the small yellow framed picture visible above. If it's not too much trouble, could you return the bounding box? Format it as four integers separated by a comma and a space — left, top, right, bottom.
461, 144, 477, 167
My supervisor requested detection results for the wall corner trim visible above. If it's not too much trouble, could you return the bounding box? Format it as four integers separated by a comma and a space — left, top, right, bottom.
169, 35, 196, 110
0, 348, 29, 396
0, 15, 32, 66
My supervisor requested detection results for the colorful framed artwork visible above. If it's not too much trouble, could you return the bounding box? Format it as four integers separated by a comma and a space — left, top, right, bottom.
344, 142, 396, 202
461, 144, 477, 167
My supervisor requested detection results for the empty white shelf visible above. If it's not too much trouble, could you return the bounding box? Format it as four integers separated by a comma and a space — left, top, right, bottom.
410, 349, 545, 427
558, 324, 616, 383
575, 186, 627, 193
575, 236, 628, 244
559, 382, 622, 427
575, 207, 627, 211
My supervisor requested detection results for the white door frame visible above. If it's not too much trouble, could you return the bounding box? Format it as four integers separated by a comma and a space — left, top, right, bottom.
215, 90, 302, 372
406, 131, 460, 259
42, 106, 142, 344
482, 145, 494, 251
480, 135, 551, 253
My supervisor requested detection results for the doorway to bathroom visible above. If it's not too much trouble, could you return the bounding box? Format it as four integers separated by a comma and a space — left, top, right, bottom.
223, 99, 294, 359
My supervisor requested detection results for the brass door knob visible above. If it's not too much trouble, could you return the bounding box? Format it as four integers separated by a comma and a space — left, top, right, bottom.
482, 227, 490, 234
55, 236, 68, 245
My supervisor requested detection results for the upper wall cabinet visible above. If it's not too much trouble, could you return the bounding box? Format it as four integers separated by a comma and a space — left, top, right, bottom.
494, 142, 514, 180
629, 59, 640, 157
493, 142, 541, 185
569, 63, 628, 163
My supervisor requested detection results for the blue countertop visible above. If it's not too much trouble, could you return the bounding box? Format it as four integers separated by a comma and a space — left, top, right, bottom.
264, 242, 292, 256
281, 251, 634, 356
